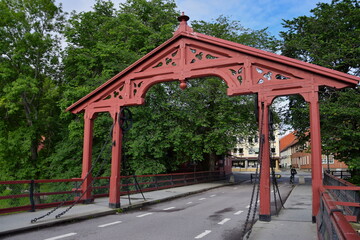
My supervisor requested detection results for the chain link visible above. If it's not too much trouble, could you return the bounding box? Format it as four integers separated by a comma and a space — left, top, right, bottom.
241, 102, 265, 239
30, 121, 115, 223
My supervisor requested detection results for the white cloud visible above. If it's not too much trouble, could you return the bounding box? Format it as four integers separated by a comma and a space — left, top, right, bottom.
56, 0, 332, 36
177, 0, 332, 36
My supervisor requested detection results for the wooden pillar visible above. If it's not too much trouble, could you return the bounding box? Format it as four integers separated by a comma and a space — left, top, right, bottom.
259, 100, 271, 221
308, 92, 323, 223
81, 109, 96, 203
109, 109, 122, 208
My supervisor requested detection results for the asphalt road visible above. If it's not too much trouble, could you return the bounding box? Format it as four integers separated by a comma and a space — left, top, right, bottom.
3, 180, 293, 240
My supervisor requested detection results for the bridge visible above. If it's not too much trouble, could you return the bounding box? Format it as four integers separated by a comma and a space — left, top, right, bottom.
0, 171, 359, 239
1, 14, 360, 239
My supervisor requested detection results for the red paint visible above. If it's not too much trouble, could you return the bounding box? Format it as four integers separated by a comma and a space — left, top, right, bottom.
80, 110, 96, 202
67, 15, 359, 217
259, 99, 271, 219
109, 110, 123, 208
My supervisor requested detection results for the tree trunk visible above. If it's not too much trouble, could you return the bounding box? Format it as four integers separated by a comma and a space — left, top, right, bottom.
209, 152, 217, 171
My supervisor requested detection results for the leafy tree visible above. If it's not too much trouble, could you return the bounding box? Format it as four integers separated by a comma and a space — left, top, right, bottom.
54, 1, 280, 177
49, 0, 180, 178
124, 16, 280, 173
192, 15, 280, 52
125, 80, 258, 174
0, 0, 65, 180
281, 0, 360, 173
281, 0, 360, 75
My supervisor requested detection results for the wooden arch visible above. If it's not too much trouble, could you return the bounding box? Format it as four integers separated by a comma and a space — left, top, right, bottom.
67, 15, 359, 221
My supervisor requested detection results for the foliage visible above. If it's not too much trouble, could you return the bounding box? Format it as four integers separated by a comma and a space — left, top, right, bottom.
192, 15, 280, 53
0, 0, 281, 180
0, 0, 65, 180
281, 0, 360, 170
49, 0, 180, 178
125, 80, 258, 174
122, 16, 279, 174
281, 0, 360, 75
320, 88, 360, 169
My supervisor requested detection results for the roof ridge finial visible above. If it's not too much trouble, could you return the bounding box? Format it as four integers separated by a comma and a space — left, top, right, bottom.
175, 12, 192, 34
177, 12, 190, 22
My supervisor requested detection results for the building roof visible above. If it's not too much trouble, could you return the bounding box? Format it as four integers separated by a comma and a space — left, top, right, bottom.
279, 131, 298, 152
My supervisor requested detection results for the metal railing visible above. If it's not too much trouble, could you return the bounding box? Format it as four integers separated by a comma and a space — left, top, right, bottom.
317, 186, 359, 240
1, 171, 225, 214
0, 178, 82, 214
317, 172, 360, 240
327, 170, 352, 180
323, 172, 360, 220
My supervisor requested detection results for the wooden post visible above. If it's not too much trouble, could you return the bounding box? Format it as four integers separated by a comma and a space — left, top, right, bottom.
259, 100, 271, 221
308, 92, 323, 223
109, 109, 122, 208
81, 109, 96, 203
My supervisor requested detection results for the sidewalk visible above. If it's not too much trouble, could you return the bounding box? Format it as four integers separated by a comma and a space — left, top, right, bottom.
0, 182, 229, 236
248, 183, 317, 240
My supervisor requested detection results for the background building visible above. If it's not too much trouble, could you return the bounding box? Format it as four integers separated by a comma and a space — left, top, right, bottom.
229, 131, 280, 172
279, 131, 348, 171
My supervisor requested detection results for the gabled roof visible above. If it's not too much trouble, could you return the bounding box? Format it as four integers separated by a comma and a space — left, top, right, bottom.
67, 15, 360, 114
279, 131, 298, 152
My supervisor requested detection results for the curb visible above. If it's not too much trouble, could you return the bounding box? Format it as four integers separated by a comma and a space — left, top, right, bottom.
0, 182, 232, 237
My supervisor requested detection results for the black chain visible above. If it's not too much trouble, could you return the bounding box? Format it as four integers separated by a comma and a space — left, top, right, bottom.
120, 107, 145, 204
31, 119, 115, 223
246, 134, 264, 239
55, 109, 130, 219
270, 153, 285, 213
120, 107, 133, 132
55, 138, 112, 218
241, 102, 265, 239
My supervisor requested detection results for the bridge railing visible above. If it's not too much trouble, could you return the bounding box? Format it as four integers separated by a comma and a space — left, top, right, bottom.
0, 178, 82, 214
0, 171, 225, 214
317, 172, 360, 240
326, 170, 352, 180
323, 172, 360, 220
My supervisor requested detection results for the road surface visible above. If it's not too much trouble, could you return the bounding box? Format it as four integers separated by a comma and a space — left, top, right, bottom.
3, 181, 293, 240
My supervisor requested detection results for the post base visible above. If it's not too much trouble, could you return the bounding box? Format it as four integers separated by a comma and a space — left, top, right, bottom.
109, 202, 121, 209
259, 214, 271, 222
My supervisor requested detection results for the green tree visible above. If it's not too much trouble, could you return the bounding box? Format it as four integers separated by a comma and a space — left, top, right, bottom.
281, 0, 360, 173
49, 0, 180, 178
281, 0, 360, 75
124, 16, 279, 173
54, 2, 280, 177
125, 80, 258, 174
0, 0, 65, 180
192, 15, 280, 52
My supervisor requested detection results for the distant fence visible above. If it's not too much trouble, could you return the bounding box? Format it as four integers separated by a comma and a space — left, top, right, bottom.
0, 171, 225, 214
317, 172, 360, 240
326, 170, 352, 180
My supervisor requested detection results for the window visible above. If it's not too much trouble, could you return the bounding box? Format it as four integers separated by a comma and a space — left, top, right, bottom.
233, 148, 238, 154
322, 155, 334, 164
254, 135, 258, 143
248, 137, 253, 143
248, 148, 254, 154
239, 148, 244, 154
271, 148, 276, 153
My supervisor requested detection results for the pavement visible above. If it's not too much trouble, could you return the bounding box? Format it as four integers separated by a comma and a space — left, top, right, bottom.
0, 174, 317, 239
249, 183, 317, 240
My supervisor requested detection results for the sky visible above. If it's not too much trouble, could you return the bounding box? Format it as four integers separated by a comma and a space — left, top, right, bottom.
56, 0, 332, 36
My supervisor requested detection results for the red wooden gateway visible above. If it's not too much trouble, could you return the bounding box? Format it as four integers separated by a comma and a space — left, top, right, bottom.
67, 14, 359, 221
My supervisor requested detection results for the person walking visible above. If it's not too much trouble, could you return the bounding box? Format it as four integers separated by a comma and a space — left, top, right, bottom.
290, 167, 297, 184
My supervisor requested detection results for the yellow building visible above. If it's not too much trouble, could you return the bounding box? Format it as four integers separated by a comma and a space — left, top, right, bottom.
230, 132, 280, 172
